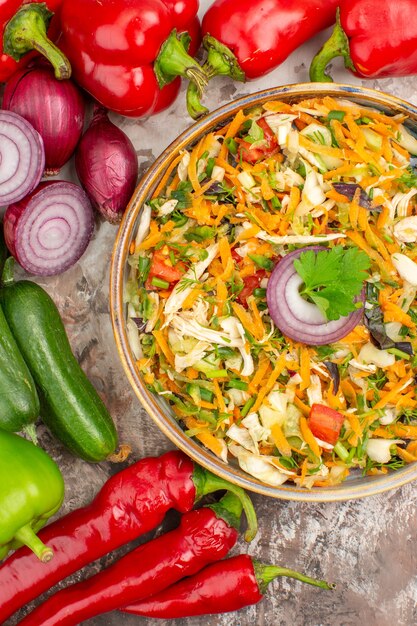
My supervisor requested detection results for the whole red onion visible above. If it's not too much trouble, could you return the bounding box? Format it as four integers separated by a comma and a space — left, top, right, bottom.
75, 107, 138, 224
2, 64, 85, 176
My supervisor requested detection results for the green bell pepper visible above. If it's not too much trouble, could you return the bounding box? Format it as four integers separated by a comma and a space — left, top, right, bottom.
0, 431, 65, 562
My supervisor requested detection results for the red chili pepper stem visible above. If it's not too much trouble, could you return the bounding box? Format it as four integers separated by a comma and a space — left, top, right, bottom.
154, 29, 208, 95
186, 34, 245, 119
3, 3, 71, 80
309, 9, 355, 83
192, 464, 258, 541
253, 561, 336, 593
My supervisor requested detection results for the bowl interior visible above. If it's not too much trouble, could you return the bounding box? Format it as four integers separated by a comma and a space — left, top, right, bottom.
110, 83, 417, 501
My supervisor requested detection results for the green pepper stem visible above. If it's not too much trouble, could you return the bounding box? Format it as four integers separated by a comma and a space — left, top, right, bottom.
154, 29, 208, 94
207, 491, 243, 531
14, 524, 54, 562
23, 423, 38, 445
187, 78, 209, 120
192, 465, 258, 542
309, 9, 355, 83
186, 35, 245, 119
253, 560, 336, 594
1, 256, 15, 286
3, 3, 71, 80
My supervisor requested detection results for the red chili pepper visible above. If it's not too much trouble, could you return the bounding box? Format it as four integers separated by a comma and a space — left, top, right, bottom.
122, 554, 335, 618
18, 492, 257, 626
310, 3, 417, 82
237, 270, 266, 306
187, 0, 339, 118
0, 1, 67, 82
0, 451, 257, 624
53, 0, 204, 117
308, 403, 345, 446
238, 117, 279, 164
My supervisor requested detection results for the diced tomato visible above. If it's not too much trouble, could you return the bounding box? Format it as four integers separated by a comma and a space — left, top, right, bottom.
237, 270, 266, 306
238, 117, 279, 164
231, 248, 242, 265
146, 251, 185, 289
308, 404, 345, 446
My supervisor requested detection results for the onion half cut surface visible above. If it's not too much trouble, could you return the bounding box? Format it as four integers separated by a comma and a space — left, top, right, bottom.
266, 246, 365, 346
0, 110, 45, 206
4, 181, 94, 276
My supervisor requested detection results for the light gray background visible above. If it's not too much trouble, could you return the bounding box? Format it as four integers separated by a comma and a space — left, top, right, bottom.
8, 3, 417, 625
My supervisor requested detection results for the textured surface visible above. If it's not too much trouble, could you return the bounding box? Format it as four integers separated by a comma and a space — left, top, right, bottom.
7, 6, 417, 626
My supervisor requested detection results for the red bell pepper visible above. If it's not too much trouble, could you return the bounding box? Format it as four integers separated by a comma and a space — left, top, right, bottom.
310, 2, 417, 82
56, 0, 204, 117
145, 250, 185, 290
308, 404, 345, 446
122, 554, 334, 618
238, 117, 279, 164
0, 451, 257, 624
0, 0, 66, 82
187, 0, 340, 118
17, 492, 257, 626
237, 270, 267, 306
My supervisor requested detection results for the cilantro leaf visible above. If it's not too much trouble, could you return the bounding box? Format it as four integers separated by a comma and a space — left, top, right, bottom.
293, 246, 371, 321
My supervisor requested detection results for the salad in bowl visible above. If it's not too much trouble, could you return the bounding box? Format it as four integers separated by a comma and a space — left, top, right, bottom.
116, 85, 417, 497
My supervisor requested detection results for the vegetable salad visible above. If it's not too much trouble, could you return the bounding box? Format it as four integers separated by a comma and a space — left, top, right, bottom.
126, 96, 417, 488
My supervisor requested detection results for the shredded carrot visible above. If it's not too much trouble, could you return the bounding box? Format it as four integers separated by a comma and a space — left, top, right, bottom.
299, 416, 321, 458
252, 352, 288, 413
152, 330, 175, 367
299, 347, 311, 391
152, 152, 184, 198
270, 424, 292, 457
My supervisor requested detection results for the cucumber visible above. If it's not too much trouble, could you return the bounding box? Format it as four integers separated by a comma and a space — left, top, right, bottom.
0, 304, 40, 432
0, 229, 40, 432
0, 279, 118, 462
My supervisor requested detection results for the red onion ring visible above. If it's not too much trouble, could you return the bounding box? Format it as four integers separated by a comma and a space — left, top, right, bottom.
266, 246, 365, 346
0, 110, 44, 206
4, 181, 94, 276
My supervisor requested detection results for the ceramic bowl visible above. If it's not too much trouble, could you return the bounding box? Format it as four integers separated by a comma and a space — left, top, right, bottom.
110, 82, 417, 501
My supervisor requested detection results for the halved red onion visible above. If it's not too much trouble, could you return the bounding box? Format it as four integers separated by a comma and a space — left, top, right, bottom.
0, 110, 44, 206
3, 181, 94, 276
3, 66, 85, 176
266, 246, 365, 346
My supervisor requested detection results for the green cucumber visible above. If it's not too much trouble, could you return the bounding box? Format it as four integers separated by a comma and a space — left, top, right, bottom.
0, 305, 40, 432
0, 228, 40, 432
0, 278, 118, 462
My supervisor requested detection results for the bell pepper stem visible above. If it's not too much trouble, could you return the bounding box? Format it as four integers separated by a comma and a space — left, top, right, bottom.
203, 35, 245, 82
309, 8, 355, 83
253, 560, 336, 594
1, 256, 15, 286
23, 423, 39, 445
14, 524, 54, 562
154, 29, 208, 94
186, 79, 209, 120
186, 35, 245, 119
193, 466, 258, 542
3, 3, 71, 80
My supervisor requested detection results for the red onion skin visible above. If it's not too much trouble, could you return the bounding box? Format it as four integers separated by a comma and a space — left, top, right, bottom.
4, 181, 94, 276
2, 65, 85, 176
266, 246, 365, 346
75, 107, 138, 224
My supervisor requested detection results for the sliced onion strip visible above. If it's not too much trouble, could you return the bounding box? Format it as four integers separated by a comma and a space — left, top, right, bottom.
0, 110, 45, 206
266, 246, 365, 346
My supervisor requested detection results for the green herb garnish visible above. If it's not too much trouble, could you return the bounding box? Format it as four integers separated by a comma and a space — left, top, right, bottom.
293, 246, 371, 321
